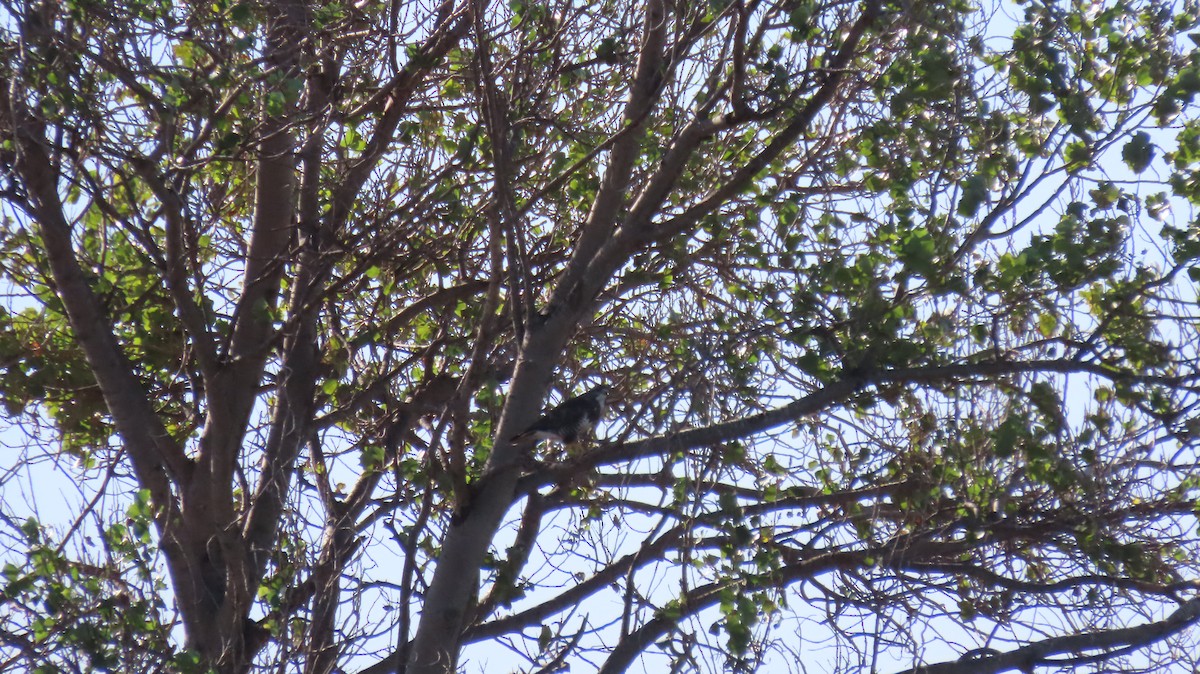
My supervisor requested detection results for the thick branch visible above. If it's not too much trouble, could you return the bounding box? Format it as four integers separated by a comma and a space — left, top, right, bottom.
895, 597, 1200, 674
198, 1, 304, 531
471, 494, 546, 624
241, 25, 338, 584
402, 3, 672, 673
330, 0, 471, 232
654, 0, 884, 239
542, 0, 670, 316
2, 80, 190, 493
2, 34, 203, 665
466, 527, 685, 643
522, 356, 1179, 489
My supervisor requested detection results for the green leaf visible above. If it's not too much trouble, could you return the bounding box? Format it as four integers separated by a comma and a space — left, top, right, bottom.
20, 517, 40, 543
896, 228, 938, 277
992, 415, 1023, 459
1121, 132, 1154, 174
1028, 382, 1064, 433
126, 489, 152, 520
359, 444, 386, 471
1065, 140, 1093, 169
1037, 312, 1058, 337
957, 175, 988, 217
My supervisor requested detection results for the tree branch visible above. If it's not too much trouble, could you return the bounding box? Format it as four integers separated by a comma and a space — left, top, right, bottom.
523, 355, 1177, 491
2, 68, 190, 494
402, 3, 673, 673
465, 527, 685, 644
542, 0, 670, 318
652, 0, 884, 239
128, 160, 220, 376
894, 596, 1200, 674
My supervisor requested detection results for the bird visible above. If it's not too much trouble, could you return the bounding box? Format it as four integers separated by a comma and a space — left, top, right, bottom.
510, 385, 609, 445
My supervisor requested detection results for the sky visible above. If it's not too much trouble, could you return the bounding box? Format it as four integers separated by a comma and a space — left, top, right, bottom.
2, 0, 1200, 672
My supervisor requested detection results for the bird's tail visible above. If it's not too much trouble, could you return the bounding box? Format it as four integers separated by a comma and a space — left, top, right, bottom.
509, 430, 533, 443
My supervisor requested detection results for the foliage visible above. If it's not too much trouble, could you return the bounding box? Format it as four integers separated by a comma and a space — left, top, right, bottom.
0, 0, 1199, 673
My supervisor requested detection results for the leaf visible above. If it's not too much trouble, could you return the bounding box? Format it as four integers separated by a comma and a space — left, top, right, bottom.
1146, 193, 1169, 220
359, 444, 386, 471
957, 175, 988, 217
1065, 140, 1093, 169
20, 517, 40, 543
1028, 382, 1065, 433
896, 228, 938, 277
1037, 312, 1058, 337
992, 415, 1023, 459
1121, 132, 1155, 174
1089, 182, 1120, 208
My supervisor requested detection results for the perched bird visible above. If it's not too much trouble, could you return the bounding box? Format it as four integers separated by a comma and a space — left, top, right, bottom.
510, 385, 609, 445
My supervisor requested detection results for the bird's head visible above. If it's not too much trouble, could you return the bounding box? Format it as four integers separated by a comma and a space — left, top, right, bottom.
583, 385, 610, 413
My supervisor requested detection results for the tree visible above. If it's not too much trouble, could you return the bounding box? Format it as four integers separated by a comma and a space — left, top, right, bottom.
1, 0, 1199, 672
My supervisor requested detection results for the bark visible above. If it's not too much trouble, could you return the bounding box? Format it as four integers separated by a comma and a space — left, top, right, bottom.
242, 6, 335, 594
633, 0, 883, 244
542, 0, 668, 315
176, 1, 304, 663
527, 356, 1182, 483
401, 0, 674, 667
2, 12, 208, 659
400, 2, 897, 670
238, 4, 475, 668
895, 597, 1200, 674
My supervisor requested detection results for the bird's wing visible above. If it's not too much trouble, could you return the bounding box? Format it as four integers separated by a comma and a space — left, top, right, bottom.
509, 387, 609, 442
